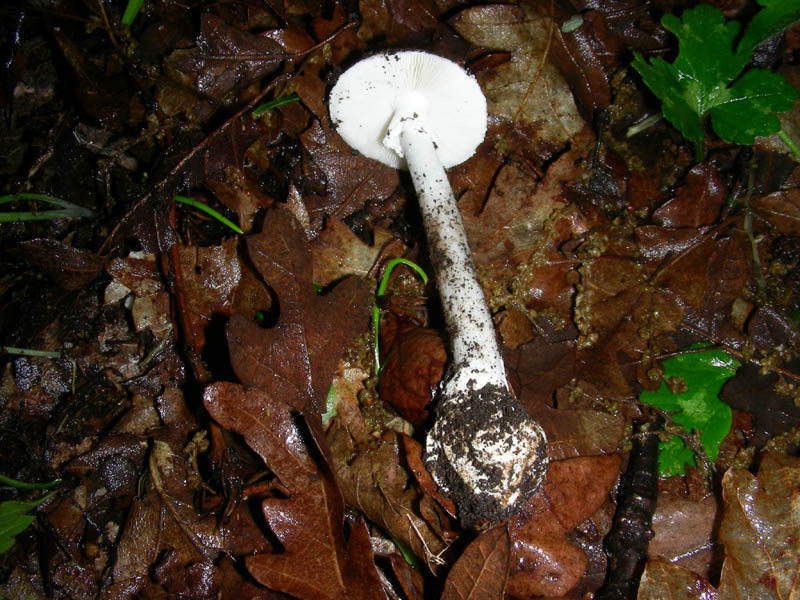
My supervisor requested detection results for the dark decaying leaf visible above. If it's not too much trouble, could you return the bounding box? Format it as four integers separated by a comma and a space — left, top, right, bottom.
326, 366, 451, 568
300, 118, 400, 228
358, 0, 439, 46
717, 451, 800, 598
310, 216, 392, 286
379, 324, 447, 425
20, 239, 104, 291
549, 3, 612, 117
441, 524, 509, 600
651, 164, 726, 228
170, 240, 241, 379
226, 208, 371, 413
204, 382, 385, 600
721, 362, 800, 446
451, 4, 585, 152
166, 14, 286, 103
752, 188, 800, 235
507, 454, 621, 598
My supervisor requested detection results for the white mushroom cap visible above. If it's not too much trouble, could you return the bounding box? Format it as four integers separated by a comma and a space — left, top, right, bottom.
329, 51, 487, 170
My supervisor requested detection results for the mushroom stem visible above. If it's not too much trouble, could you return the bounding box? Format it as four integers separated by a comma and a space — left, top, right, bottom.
400, 124, 547, 528
400, 126, 505, 388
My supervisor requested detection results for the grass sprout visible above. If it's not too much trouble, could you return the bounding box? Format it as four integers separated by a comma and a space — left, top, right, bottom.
372, 258, 429, 375
174, 195, 244, 235
121, 0, 144, 25
252, 93, 300, 117
0, 193, 94, 223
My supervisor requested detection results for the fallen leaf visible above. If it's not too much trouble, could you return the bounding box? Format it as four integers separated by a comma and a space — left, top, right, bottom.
649, 493, 717, 577
653, 164, 726, 228
20, 239, 104, 291
326, 366, 451, 568
203, 382, 385, 600
171, 240, 241, 375
206, 167, 272, 232
441, 524, 509, 600
717, 451, 800, 599
549, 6, 612, 117
226, 207, 371, 412
721, 362, 800, 446
452, 4, 585, 149
459, 141, 590, 317
752, 188, 800, 235
638, 558, 719, 600
300, 118, 400, 228
310, 217, 393, 285
166, 15, 285, 103
358, 0, 439, 45
379, 324, 447, 424
507, 336, 627, 460
507, 454, 621, 598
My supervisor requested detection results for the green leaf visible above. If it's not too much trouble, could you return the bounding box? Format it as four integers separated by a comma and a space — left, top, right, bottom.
710, 68, 799, 145
631, 3, 800, 160
640, 344, 739, 477
738, 0, 800, 61
662, 4, 748, 100
0, 491, 57, 554
632, 53, 706, 152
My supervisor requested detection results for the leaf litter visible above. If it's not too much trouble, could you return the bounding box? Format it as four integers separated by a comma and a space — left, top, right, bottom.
1, 1, 800, 599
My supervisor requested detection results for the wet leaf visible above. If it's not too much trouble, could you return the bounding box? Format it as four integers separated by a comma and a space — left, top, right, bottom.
652, 164, 726, 229
452, 4, 585, 149
358, 0, 439, 45
638, 558, 719, 600
300, 119, 400, 228
227, 208, 371, 412
459, 141, 590, 316
752, 188, 800, 235
171, 240, 241, 376
379, 324, 447, 425
326, 366, 450, 568
310, 217, 393, 286
507, 454, 621, 598
20, 239, 104, 291
204, 382, 384, 600
649, 493, 717, 577
717, 451, 800, 599
166, 15, 286, 103
441, 524, 509, 600
206, 167, 272, 232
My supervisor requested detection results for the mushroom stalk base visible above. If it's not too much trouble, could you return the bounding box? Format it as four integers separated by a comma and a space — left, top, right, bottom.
401, 126, 548, 527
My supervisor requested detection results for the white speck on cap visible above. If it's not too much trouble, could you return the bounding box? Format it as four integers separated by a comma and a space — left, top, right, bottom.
329, 51, 487, 170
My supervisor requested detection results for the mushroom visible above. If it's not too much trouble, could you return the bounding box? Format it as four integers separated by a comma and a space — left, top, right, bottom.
329, 51, 547, 527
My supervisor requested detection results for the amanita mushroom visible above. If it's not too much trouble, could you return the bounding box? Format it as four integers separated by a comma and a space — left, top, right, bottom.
329, 51, 547, 527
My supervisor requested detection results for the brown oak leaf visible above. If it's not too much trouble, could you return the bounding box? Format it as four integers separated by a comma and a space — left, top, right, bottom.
226, 208, 371, 413
204, 382, 384, 600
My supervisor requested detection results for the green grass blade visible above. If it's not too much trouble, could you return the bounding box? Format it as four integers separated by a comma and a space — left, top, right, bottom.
372, 258, 429, 374
121, 0, 145, 25
0, 193, 93, 222
0, 474, 61, 490
252, 93, 300, 117
174, 195, 244, 235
